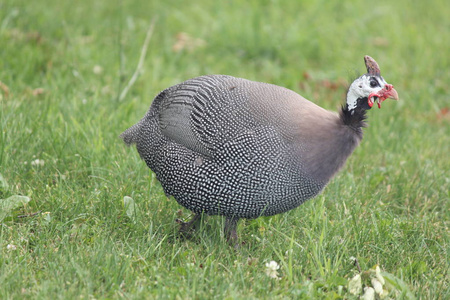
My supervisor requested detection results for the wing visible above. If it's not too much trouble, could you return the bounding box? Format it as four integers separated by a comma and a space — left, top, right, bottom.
157, 75, 258, 157
156, 74, 338, 160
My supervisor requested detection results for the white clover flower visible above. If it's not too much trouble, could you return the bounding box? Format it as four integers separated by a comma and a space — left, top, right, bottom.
31, 159, 45, 167
348, 273, 362, 295
371, 278, 383, 294
362, 287, 375, 300
6, 244, 17, 250
93, 65, 103, 75
265, 260, 280, 279
42, 212, 52, 223
375, 265, 385, 285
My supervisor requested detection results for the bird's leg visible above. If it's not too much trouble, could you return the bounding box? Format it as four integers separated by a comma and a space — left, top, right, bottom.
224, 217, 239, 247
176, 213, 202, 235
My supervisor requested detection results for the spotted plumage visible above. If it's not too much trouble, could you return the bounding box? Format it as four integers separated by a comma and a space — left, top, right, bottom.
121, 56, 398, 244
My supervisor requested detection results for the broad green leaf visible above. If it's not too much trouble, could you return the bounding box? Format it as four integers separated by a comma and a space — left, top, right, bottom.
0, 195, 31, 222
382, 272, 416, 300
123, 196, 137, 222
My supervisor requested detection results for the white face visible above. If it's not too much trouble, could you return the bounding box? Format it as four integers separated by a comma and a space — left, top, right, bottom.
346, 75, 388, 110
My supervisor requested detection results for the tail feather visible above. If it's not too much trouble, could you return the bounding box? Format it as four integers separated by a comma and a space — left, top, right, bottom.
120, 122, 142, 145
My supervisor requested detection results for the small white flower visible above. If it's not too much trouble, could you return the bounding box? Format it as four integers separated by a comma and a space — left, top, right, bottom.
93, 65, 103, 74
7, 244, 17, 250
362, 287, 375, 300
375, 265, 385, 285
31, 159, 44, 167
371, 278, 383, 294
348, 274, 362, 295
42, 212, 52, 223
265, 260, 280, 279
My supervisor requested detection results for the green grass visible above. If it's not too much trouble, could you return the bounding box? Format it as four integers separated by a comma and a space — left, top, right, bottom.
1, 0, 448, 298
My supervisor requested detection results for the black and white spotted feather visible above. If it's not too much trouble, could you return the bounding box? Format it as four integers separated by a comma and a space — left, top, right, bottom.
121, 56, 398, 242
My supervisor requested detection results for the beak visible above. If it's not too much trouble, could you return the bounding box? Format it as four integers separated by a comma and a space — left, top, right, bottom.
382, 84, 399, 101
368, 84, 399, 108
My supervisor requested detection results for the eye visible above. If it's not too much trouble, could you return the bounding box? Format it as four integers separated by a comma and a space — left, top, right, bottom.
370, 78, 379, 88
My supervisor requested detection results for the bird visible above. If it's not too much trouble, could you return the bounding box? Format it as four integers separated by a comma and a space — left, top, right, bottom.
120, 55, 398, 244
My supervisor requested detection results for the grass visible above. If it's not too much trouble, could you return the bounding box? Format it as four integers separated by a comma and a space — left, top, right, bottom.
0, 0, 448, 298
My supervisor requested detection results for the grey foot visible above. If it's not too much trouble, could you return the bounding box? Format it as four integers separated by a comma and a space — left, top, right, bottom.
224, 217, 240, 248
176, 214, 202, 236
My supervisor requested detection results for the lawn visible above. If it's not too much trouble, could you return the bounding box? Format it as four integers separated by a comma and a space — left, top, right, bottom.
0, 0, 448, 299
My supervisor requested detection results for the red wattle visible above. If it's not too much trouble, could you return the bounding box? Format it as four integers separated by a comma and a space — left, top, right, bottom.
367, 93, 378, 108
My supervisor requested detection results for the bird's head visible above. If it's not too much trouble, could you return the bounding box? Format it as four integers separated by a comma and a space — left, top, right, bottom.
346, 55, 398, 112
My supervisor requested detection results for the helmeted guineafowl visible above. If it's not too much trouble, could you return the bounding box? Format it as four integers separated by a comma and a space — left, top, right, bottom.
121, 55, 398, 244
